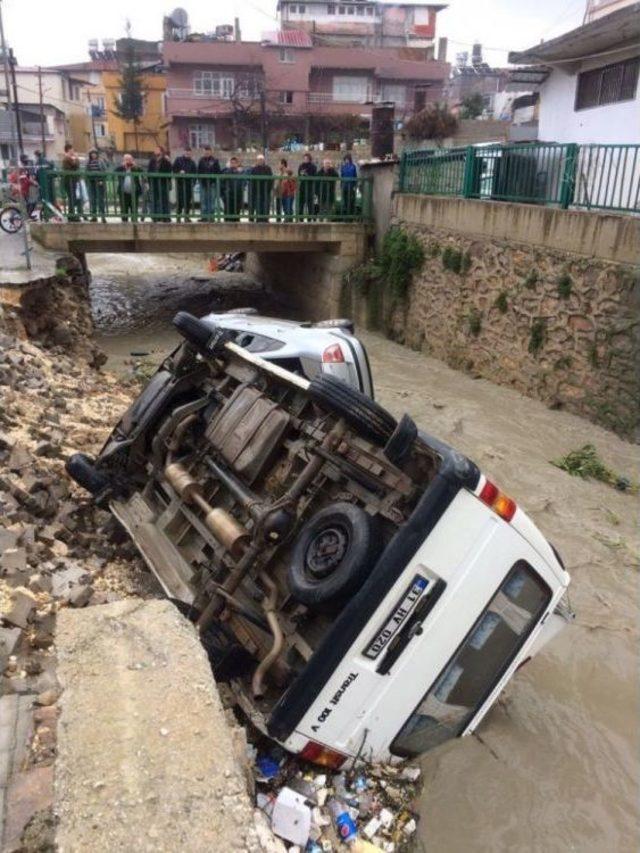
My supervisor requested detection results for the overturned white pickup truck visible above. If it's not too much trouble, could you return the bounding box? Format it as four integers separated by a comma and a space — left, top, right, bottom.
67, 313, 572, 768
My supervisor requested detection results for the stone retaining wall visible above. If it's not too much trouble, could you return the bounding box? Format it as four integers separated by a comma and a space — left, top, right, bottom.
348, 194, 640, 438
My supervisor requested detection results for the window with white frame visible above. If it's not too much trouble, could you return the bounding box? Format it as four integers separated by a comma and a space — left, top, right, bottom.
279, 47, 295, 63
279, 90, 294, 104
95, 123, 106, 137
193, 70, 235, 98
381, 83, 406, 105
333, 75, 370, 102
189, 124, 215, 148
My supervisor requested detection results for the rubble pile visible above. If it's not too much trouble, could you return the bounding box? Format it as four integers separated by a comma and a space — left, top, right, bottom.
0, 332, 154, 696
249, 743, 422, 852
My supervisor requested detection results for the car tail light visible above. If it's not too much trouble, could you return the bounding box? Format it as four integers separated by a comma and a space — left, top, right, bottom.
479, 479, 517, 522
322, 343, 344, 363
299, 740, 347, 769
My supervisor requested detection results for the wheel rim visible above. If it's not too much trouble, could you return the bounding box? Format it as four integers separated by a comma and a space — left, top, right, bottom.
305, 523, 350, 579
1, 209, 22, 233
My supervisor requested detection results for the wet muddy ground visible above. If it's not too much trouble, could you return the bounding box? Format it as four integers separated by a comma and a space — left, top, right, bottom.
89, 254, 639, 853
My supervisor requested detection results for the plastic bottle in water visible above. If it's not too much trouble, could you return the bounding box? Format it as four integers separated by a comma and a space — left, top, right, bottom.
329, 798, 358, 844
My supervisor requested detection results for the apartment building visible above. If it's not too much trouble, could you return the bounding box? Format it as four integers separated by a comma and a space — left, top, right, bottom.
278, 0, 444, 53
163, 33, 449, 151
0, 67, 93, 161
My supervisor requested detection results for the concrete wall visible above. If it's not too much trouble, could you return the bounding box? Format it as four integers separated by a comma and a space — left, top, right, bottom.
348, 194, 640, 437
359, 161, 396, 252
246, 227, 369, 319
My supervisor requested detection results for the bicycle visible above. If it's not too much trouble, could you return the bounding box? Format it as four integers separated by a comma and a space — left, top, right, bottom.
0, 199, 66, 233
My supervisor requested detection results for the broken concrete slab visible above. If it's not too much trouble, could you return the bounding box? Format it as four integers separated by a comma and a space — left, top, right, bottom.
50, 564, 89, 600
2, 590, 37, 629
55, 599, 264, 852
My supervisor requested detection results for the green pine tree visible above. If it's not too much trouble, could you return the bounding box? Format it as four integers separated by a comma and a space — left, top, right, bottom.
113, 24, 146, 155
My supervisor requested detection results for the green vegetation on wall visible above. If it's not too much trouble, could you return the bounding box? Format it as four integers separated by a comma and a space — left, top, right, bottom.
442, 245, 471, 275
494, 291, 508, 314
341, 226, 425, 331
557, 272, 573, 299
529, 318, 546, 354
468, 307, 482, 336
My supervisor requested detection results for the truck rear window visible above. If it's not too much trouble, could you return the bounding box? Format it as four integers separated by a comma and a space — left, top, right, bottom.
390, 561, 551, 757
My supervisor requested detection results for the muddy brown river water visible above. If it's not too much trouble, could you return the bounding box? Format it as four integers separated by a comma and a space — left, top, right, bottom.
89, 254, 639, 853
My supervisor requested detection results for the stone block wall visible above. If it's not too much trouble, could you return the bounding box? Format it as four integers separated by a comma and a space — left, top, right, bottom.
346, 195, 640, 438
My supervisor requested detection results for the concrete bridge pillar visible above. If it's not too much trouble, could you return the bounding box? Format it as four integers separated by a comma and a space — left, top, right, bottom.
245, 229, 368, 320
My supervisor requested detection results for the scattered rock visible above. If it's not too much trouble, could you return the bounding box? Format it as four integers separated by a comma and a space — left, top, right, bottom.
3, 589, 37, 629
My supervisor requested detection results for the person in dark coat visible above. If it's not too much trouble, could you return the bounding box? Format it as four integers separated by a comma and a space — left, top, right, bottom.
197, 145, 221, 221
221, 156, 244, 221
85, 149, 107, 222
297, 152, 317, 220
317, 158, 339, 219
148, 145, 172, 221
61, 142, 81, 221
114, 153, 143, 222
34, 150, 54, 218
249, 154, 273, 221
340, 153, 358, 218
173, 146, 197, 221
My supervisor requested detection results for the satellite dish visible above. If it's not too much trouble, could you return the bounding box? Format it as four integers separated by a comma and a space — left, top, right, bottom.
171, 7, 189, 27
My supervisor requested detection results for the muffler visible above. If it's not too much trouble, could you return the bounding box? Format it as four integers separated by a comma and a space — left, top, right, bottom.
165, 462, 249, 558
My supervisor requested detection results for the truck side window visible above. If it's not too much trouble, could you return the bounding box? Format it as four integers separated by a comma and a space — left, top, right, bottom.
390, 561, 551, 758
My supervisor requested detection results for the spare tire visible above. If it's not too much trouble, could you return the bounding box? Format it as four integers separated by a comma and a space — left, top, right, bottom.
309, 375, 397, 445
287, 502, 381, 606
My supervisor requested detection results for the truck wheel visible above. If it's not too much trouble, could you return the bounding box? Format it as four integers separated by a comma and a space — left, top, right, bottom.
384, 413, 417, 466
287, 503, 380, 606
308, 375, 397, 445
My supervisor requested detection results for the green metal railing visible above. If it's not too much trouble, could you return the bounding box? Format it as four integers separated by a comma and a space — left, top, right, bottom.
399, 143, 640, 214
40, 171, 373, 224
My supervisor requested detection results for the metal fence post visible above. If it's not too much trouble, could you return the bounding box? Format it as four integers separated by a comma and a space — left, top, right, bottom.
560, 143, 578, 209
462, 146, 475, 198
398, 151, 407, 192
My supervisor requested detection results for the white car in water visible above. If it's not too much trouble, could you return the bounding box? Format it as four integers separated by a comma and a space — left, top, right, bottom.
200, 310, 375, 398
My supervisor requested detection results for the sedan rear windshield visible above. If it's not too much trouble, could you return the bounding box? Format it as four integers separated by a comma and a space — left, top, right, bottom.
391, 561, 551, 757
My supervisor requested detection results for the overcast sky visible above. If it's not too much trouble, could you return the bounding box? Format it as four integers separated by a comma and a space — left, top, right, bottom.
3, 0, 585, 68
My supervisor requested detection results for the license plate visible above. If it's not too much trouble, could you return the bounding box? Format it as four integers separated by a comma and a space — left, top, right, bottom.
363, 575, 429, 660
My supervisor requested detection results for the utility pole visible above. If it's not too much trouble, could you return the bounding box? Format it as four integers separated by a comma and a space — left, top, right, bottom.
8, 48, 23, 155
0, 0, 31, 270
260, 88, 267, 154
38, 65, 46, 156
0, 0, 16, 162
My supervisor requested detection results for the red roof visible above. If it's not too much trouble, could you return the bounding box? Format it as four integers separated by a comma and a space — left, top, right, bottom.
261, 30, 313, 48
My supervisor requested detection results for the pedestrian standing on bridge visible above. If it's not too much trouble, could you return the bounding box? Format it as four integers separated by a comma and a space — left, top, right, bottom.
317, 158, 339, 220
197, 145, 221, 222
34, 150, 54, 219
297, 152, 317, 221
148, 146, 172, 221
61, 143, 81, 222
115, 153, 143, 222
85, 149, 107, 223
173, 146, 197, 222
221, 156, 244, 222
340, 153, 358, 219
249, 154, 273, 222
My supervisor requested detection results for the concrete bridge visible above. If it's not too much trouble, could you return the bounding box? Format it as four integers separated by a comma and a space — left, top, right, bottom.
30, 220, 370, 319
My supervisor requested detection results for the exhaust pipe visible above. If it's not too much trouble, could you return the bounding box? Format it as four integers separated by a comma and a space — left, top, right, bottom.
164, 462, 250, 558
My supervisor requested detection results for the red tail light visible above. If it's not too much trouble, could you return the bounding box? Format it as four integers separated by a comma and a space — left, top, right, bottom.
479, 479, 517, 522
299, 740, 347, 769
322, 343, 344, 363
